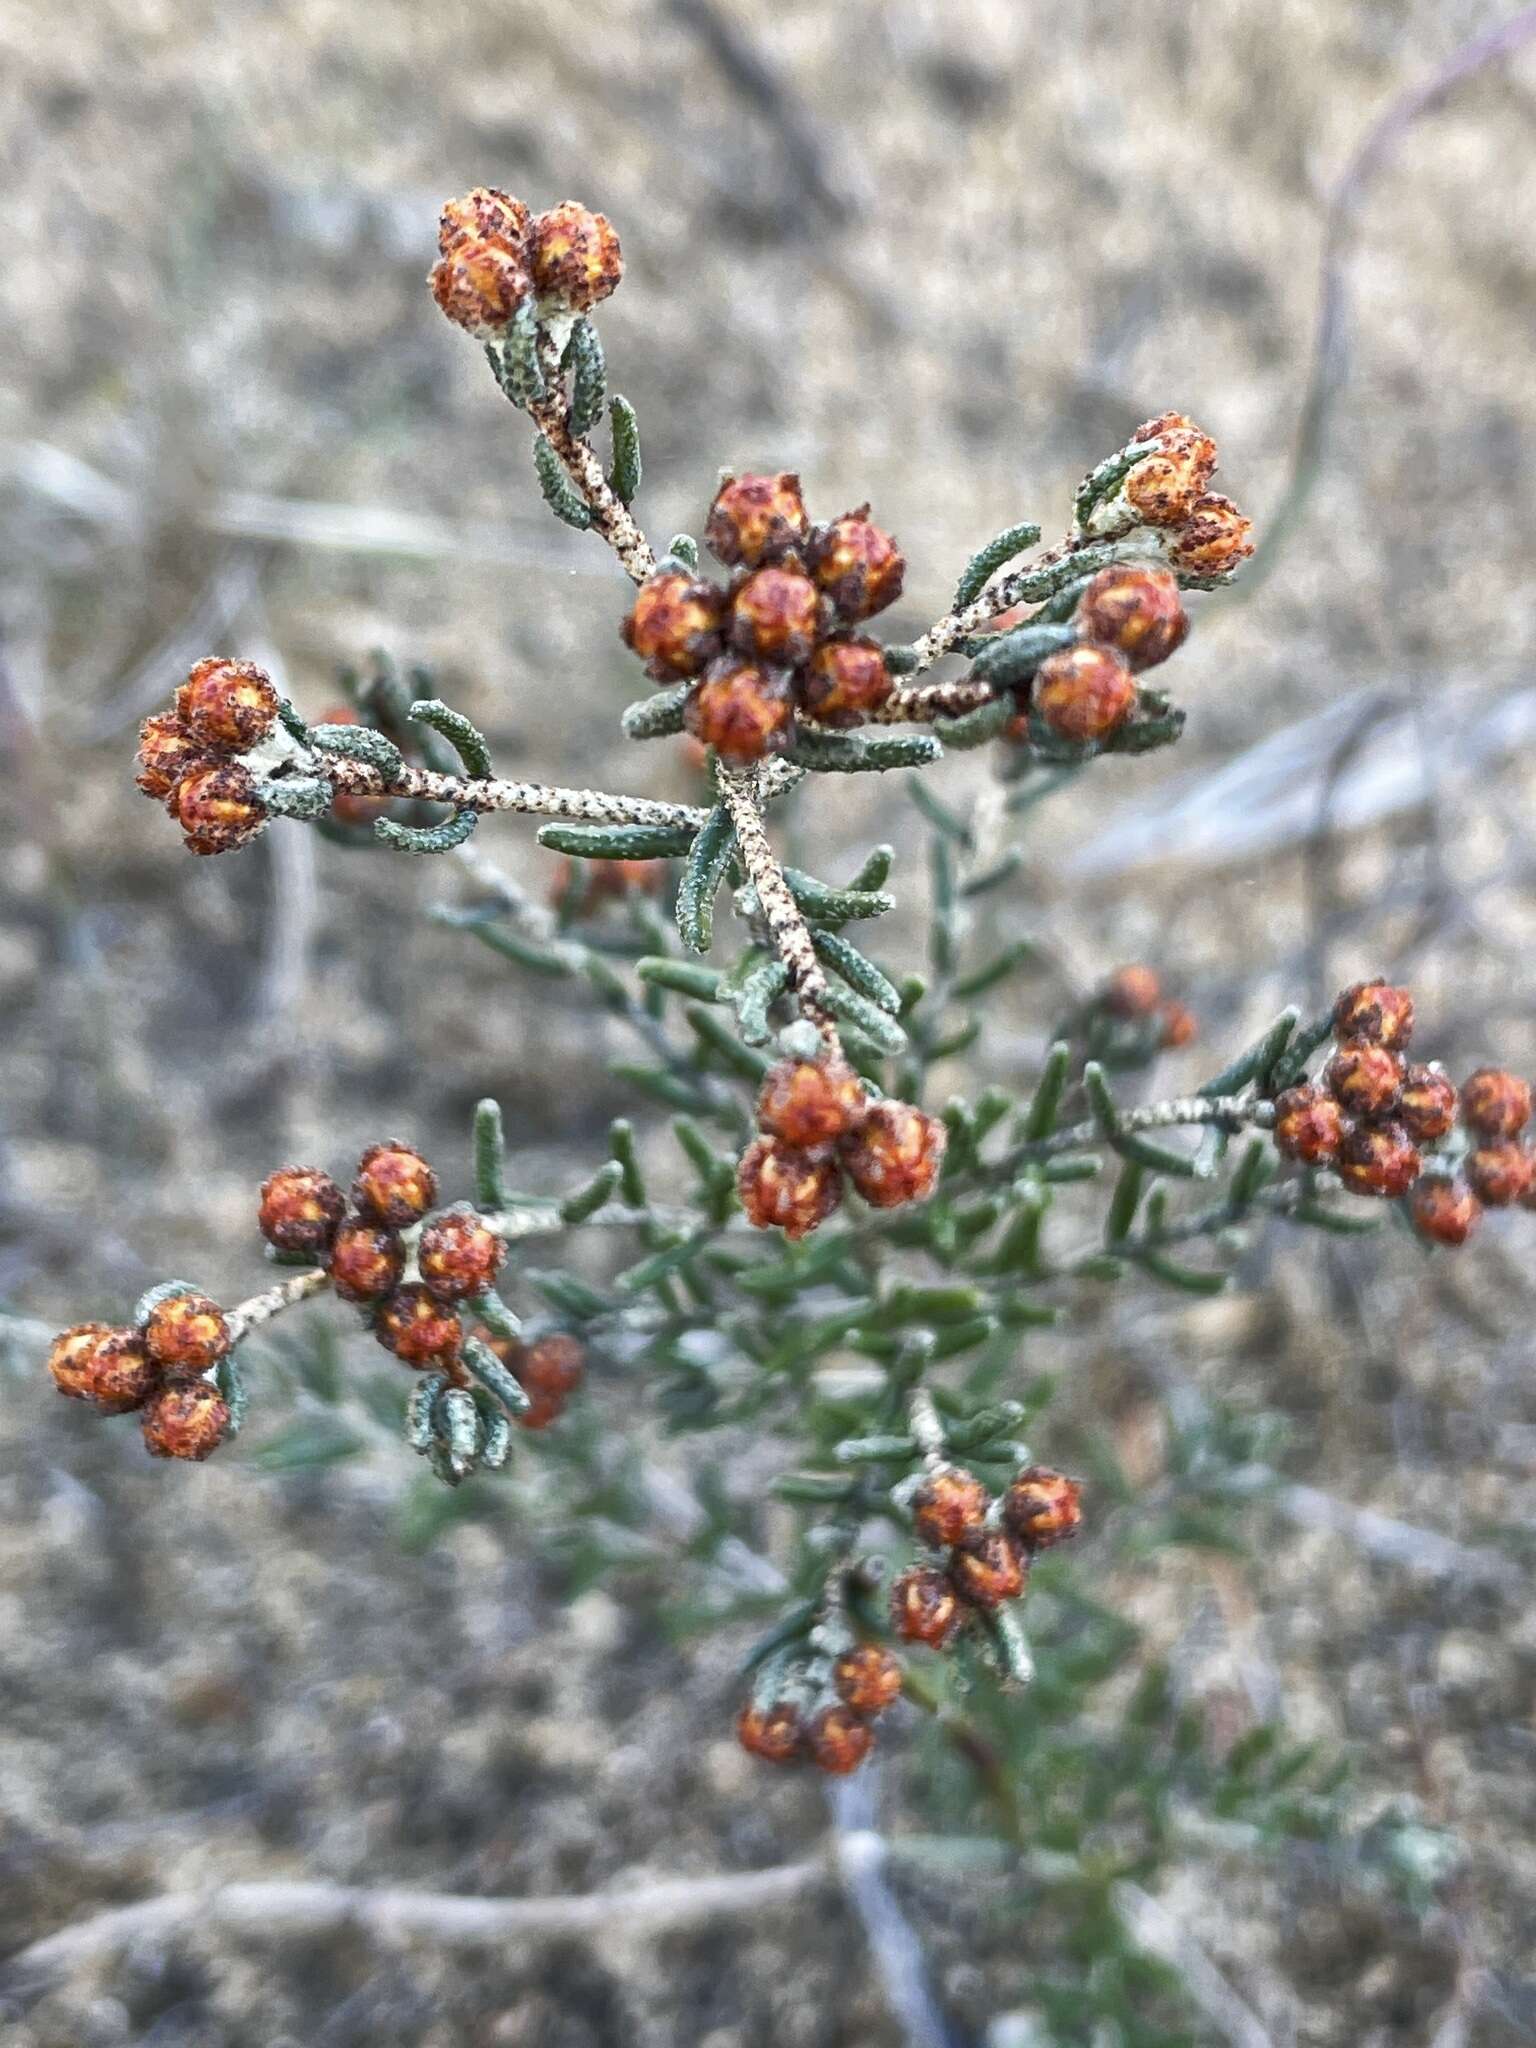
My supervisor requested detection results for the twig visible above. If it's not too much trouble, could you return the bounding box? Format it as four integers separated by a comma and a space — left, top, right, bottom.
715, 762, 840, 1044
323, 759, 708, 832
1, 1860, 831, 1984
1001, 1095, 1274, 1174
529, 337, 655, 584
871, 679, 997, 725
224, 1268, 330, 1344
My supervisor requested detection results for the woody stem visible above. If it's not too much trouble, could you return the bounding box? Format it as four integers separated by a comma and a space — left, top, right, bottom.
531, 336, 656, 584
715, 762, 843, 1050
322, 760, 710, 832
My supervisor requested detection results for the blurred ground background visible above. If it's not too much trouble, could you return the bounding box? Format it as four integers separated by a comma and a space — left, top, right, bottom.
2, 1, 1536, 2042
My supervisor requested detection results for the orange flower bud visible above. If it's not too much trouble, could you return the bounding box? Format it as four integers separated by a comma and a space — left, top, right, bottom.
141, 1377, 230, 1461
1464, 1142, 1534, 1209
841, 1100, 946, 1211
832, 1644, 904, 1717
808, 1703, 876, 1774
1102, 964, 1162, 1019
684, 658, 795, 764
438, 187, 530, 256
735, 1698, 805, 1763
1332, 981, 1414, 1050
143, 1291, 230, 1373
135, 712, 217, 801
430, 235, 532, 338
798, 636, 891, 727
1002, 1468, 1083, 1551
1408, 1175, 1481, 1246
1123, 428, 1218, 527
621, 569, 725, 681
1159, 1000, 1198, 1050
528, 202, 622, 311
1076, 564, 1189, 670
1460, 1068, 1532, 1140
808, 508, 905, 621
1325, 1040, 1404, 1121
705, 473, 810, 568
890, 1565, 962, 1648
417, 1204, 507, 1303
175, 657, 280, 752
1165, 494, 1255, 578
728, 566, 821, 667
519, 1333, 585, 1399
736, 1136, 843, 1239
174, 762, 267, 856
950, 1531, 1027, 1609
1397, 1065, 1457, 1143
48, 1323, 161, 1413
352, 1142, 439, 1227
1034, 644, 1137, 745
258, 1167, 346, 1257
1272, 1084, 1347, 1166
1336, 1122, 1421, 1199
755, 1055, 866, 1152
328, 1220, 406, 1305
374, 1284, 463, 1368
911, 1467, 991, 1549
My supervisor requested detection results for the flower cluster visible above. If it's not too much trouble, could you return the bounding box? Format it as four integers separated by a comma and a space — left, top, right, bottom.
1272, 982, 1535, 1242
1087, 412, 1256, 579
736, 1634, 905, 1776
429, 188, 622, 338
735, 1054, 947, 1239
48, 1289, 233, 1461
890, 1463, 1081, 1654
134, 657, 280, 855
621, 476, 904, 762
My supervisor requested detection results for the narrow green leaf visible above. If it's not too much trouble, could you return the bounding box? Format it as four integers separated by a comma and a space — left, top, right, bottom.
637, 957, 724, 1002
685, 1001, 772, 1081
954, 521, 1043, 608
782, 867, 895, 927
621, 683, 692, 743
534, 433, 594, 530
566, 317, 606, 436
825, 984, 906, 1055
309, 722, 405, 778
608, 394, 642, 505
791, 728, 941, 774
813, 929, 901, 1014
733, 956, 789, 1044
559, 1159, 625, 1224
676, 801, 734, 954
375, 808, 478, 854
407, 697, 493, 777
1023, 1043, 1072, 1139
473, 1098, 509, 1209
502, 298, 546, 407
953, 941, 1036, 1000
462, 1336, 533, 1414
539, 818, 695, 859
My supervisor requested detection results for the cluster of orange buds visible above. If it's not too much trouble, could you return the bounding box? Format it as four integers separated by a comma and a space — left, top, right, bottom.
429, 188, 621, 339
134, 657, 282, 855
1019, 564, 1191, 748
736, 1635, 906, 1776
48, 1287, 234, 1462
471, 1328, 585, 1430
1088, 413, 1256, 580
735, 1053, 947, 1239
890, 1462, 1081, 1654
1271, 982, 1536, 1243
620, 475, 904, 763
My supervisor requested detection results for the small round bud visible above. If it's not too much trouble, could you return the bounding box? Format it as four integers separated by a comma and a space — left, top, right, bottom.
1464, 1142, 1534, 1209
328, 1220, 406, 1304
1397, 1066, 1457, 1144
809, 508, 905, 621
1123, 429, 1218, 527
1102, 964, 1161, 1020
1075, 565, 1188, 670
890, 1565, 962, 1649
841, 1100, 946, 1211
258, 1166, 346, 1257
684, 658, 795, 764
143, 1291, 230, 1372
438, 187, 530, 255
528, 202, 622, 311
735, 1698, 805, 1763
1460, 1067, 1532, 1140
430, 235, 532, 338
352, 1141, 439, 1227
374, 1284, 463, 1368
1336, 1121, 1421, 1199
808, 1703, 876, 1775
736, 1136, 843, 1240
621, 569, 725, 681
1165, 493, 1255, 578
1159, 1000, 1198, 1050
1408, 1175, 1481, 1247
520, 1333, 586, 1398
48, 1323, 161, 1413
516, 1391, 566, 1431
175, 657, 280, 752
1325, 1040, 1405, 1121
728, 566, 821, 667
135, 712, 217, 801
1034, 644, 1137, 745
832, 1644, 904, 1718
1002, 1468, 1083, 1551
417, 1204, 507, 1303
910, 1467, 991, 1550
950, 1531, 1027, 1610
1272, 1084, 1347, 1166
1332, 981, 1414, 1050
705, 472, 810, 568
798, 635, 891, 727
755, 1056, 866, 1152
174, 761, 267, 856
142, 1377, 230, 1462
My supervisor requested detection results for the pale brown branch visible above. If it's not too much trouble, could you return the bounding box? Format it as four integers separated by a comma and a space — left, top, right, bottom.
716, 762, 841, 1046
530, 337, 656, 584
324, 759, 709, 832
871, 678, 997, 724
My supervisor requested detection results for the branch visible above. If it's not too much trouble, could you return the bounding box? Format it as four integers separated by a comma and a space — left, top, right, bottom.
529, 335, 656, 584
715, 762, 841, 1046
323, 759, 709, 832
2, 1859, 830, 1984
870, 678, 997, 725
